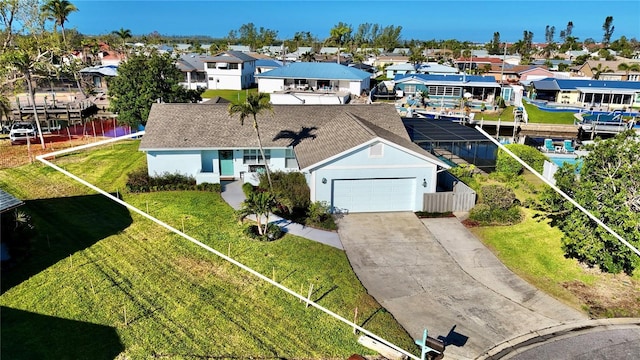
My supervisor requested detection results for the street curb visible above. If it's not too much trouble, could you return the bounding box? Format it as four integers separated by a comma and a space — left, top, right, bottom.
474, 318, 640, 360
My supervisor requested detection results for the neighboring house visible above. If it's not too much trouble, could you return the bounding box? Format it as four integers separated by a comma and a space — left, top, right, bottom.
79, 65, 118, 91
416, 62, 459, 75
372, 54, 410, 68
394, 73, 501, 103
531, 78, 640, 110
385, 63, 417, 78
392, 48, 411, 55
256, 62, 371, 104
454, 57, 503, 72
139, 103, 450, 213
204, 51, 257, 90
229, 45, 251, 52
176, 53, 210, 90
531, 59, 572, 71
255, 58, 283, 80
517, 67, 556, 85
574, 60, 640, 81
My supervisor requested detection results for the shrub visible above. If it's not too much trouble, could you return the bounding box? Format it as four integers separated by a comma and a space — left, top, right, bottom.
126, 167, 151, 192
126, 169, 219, 193
480, 184, 516, 210
307, 201, 337, 230
469, 204, 523, 225
259, 171, 310, 212
496, 144, 549, 177
242, 182, 255, 197
242, 223, 283, 242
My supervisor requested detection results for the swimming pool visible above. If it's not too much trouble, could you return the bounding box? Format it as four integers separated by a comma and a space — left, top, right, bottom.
547, 154, 582, 168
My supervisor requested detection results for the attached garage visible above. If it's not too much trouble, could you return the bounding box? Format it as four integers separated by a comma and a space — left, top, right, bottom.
332, 178, 416, 213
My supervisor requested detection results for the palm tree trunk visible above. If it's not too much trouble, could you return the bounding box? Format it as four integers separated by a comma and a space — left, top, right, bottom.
253, 115, 273, 191
61, 25, 67, 48
26, 73, 46, 149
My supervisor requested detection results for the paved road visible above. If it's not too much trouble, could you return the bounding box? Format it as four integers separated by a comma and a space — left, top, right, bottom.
506, 326, 640, 360
337, 213, 587, 359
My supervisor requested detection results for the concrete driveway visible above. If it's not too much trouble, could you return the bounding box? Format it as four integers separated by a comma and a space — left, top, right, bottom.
337, 213, 587, 359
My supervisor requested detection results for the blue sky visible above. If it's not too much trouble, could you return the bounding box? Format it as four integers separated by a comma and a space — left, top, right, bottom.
69, 0, 640, 43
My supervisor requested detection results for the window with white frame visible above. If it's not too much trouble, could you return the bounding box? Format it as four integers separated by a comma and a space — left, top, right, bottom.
285, 149, 298, 168
404, 85, 416, 94
243, 149, 270, 164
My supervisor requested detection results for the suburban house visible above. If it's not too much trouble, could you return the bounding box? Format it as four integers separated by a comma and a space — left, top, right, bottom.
416, 62, 459, 75
386, 63, 417, 78
372, 54, 410, 68
176, 54, 210, 90
255, 62, 371, 104
79, 65, 118, 92
255, 58, 283, 79
139, 103, 450, 213
531, 78, 640, 110
393, 73, 501, 103
573, 60, 640, 81
204, 51, 257, 90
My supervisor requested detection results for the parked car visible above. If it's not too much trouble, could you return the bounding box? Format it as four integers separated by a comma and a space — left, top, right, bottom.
9, 122, 37, 145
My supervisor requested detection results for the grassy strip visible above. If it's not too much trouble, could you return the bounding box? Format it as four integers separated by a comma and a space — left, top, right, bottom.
201, 88, 258, 103
522, 101, 576, 124
472, 106, 515, 121
0, 143, 417, 359
469, 208, 598, 307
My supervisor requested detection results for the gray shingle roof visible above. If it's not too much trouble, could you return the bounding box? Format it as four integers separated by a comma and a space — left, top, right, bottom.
139, 104, 444, 169
207, 51, 256, 63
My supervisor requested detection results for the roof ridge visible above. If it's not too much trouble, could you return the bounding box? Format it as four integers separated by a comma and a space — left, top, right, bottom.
344, 112, 377, 137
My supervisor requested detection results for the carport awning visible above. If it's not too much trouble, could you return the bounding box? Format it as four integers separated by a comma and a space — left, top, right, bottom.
402, 118, 492, 142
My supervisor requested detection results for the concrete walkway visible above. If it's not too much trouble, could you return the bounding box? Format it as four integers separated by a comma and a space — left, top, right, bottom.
220, 181, 343, 249
337, 213, 588, 360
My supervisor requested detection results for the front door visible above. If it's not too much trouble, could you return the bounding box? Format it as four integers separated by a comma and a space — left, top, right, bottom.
219, 150, 234, 176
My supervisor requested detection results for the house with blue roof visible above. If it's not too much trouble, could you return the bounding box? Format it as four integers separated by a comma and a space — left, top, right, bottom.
531, 78, 640, 111
256, 62, 371, 104
255, 58, 282, 80
394, 73, 501, 103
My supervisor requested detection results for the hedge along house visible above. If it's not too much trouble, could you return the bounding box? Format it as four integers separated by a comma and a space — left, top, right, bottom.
530, 78, 640, 111
139, 104, 450, 213
393, 73, 502, 104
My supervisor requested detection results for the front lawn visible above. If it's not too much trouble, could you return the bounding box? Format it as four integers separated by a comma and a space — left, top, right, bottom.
201, 88, 258, 103
522, 101, 577, 124
0, 142, 417, 359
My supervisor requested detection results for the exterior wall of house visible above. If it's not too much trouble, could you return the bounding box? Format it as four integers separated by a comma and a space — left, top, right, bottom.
146, 148, 295, 185
258, 78, 286, 93
269, 93, 350, 105
307, 142, 437, 212
205, 60, 255, 90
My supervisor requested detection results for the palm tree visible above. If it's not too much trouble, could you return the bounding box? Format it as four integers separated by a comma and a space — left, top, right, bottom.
617, 63, 640, 80
228, 92, 274, 191
300, 51, 315, 62
329, 22, 351, 64
238, 191, 278, 236
111, 27, 132, 56
591, 63, 612, 79
41, 0, 78, 48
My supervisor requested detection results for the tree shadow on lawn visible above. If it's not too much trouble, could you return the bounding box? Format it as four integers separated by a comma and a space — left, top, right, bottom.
1, 194, 132, 294
1, 306, 124, 359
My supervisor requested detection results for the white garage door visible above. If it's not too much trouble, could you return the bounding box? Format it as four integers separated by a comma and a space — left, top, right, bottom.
332, 178, 416, 213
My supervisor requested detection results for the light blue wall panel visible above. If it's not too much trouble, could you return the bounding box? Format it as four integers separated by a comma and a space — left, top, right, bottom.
147, 150, 201, 177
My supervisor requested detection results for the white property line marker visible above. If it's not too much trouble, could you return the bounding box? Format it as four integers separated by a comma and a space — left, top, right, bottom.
35, 133, 420, 360
475, 126, 639, 257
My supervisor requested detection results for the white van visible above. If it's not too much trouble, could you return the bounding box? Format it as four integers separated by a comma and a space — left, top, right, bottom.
9, 122, 37, 145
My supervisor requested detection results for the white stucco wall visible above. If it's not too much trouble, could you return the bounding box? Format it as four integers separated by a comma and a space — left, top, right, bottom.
258, 78, 285, 93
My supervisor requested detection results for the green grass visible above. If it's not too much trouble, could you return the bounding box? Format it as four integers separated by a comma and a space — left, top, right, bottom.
470, 208, 598, 307
522, 101, 577, 124
0, 143, 417, 359
473, 106, 516, 121
201, 88, 259, 103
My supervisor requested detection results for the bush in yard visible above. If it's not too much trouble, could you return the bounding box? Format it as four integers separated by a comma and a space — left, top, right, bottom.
242, 182, 255, 197
307, 201, 337, 230
259, 171, 310, 212
496, 144, 549, 178
469, 184, 523, 225
126, 168, 219, 192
